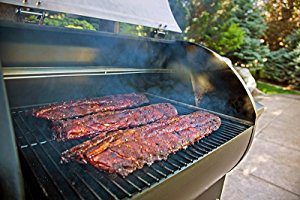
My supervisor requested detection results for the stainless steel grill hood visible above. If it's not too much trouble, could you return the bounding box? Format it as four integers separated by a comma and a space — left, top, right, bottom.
0, 1, 260, 199
0, 0, 182, 33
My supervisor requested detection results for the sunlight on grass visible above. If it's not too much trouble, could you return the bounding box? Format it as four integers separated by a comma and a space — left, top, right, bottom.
257, 81, 300, 95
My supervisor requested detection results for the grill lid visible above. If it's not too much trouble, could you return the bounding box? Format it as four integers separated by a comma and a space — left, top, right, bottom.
1, 0, 182, 33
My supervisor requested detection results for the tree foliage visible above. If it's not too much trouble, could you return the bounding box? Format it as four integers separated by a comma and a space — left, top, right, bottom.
285, 29, 300, 50
184, 0, 245, 55
229, 0, 269, 70
264, 0, 300, 50
261, 0, 300, 88
289, 43, 300, 88
44, 14, 96, 30
264, 30, 300, 88
119, 24, 150, 37
232, 37, 269, 69
26, 14, 96, 30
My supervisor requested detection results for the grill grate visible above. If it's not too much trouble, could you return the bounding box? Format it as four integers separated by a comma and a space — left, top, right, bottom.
12, 97, 251, 200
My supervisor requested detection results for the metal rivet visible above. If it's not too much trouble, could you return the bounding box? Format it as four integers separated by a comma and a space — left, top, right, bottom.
36, 1, 42, 6
23, 0, 28, 4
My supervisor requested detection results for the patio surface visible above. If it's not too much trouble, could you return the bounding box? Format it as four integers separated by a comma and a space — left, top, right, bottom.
221, 94, 300, 200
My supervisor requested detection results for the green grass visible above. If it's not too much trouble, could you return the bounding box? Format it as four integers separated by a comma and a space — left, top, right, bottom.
257, 81, 300, 95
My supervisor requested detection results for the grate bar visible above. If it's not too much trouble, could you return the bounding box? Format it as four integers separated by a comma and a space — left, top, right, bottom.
200, 140, 217, 149
190, 146, 206, 154
85, 171, 120, 200
145, 92, 253, 126
215, 133, 231, 141
72, 170, 103, 200
208, 138, 223, 146
210, 136, 226, 143
193, 144, 210, 153
16, 115, 86, 200
221, 121, 247, 130
57, 142, 123, 199
184, 150, 199, 159
132, 174, 151, 187
107, 177, 133, 198
13, 119, 65, 199
121, 177, 142, 192
187, 147, 202, 156
141, 169, 159, 182
176, 152, 193, 162
149, 166, 167, 178
166, 160, 180, 169
221, 130, 238, 138
21, 117, 96, 200
157, 162, 174, 173
21, 115, 110, 200
170, 156, 187, 166
21, 113, 123, 200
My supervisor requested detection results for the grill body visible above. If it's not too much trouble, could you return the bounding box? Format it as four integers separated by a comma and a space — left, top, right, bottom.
0, 22, 257, 200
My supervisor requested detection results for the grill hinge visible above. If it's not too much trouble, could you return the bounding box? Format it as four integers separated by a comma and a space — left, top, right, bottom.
151, 24, 167, 39
15, 7, 46, 25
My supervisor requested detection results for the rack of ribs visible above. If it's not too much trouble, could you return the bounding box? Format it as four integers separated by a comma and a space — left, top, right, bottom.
62, 111, 221, 176
33, 93, 149, 121
52, 103, 178, 141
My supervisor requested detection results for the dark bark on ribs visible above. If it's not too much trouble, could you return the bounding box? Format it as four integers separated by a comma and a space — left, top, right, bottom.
53, 103, 177, 141
33, 93, 149, 121
62, 111, 221, 176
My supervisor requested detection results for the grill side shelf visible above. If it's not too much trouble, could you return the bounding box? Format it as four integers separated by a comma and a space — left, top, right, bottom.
12, 104, 250, 200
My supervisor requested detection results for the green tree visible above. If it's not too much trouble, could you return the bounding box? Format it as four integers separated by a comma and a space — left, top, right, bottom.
26, 13, 96, 30
185, 0, 245, 55
264, 48, 292, 83
119, 23, 151, 37
288, 43, 300, 88
230, 0, 270, 70
285, 29, 300, 50
44, 14, 96, 30
264, 30, 300, 88
264, 0, 300, 50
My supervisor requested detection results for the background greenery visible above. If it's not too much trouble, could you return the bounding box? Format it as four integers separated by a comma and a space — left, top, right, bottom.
257, 81, 300, 95
25, 0, 300, 90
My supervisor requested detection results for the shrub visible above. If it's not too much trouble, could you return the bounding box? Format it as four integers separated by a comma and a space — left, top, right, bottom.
264, 43, 300, 88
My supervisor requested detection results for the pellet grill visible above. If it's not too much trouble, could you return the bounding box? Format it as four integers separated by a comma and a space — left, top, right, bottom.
0, 1, 260, 199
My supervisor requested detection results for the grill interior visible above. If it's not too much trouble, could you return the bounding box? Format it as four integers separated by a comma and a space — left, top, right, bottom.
11, 94, 251, 200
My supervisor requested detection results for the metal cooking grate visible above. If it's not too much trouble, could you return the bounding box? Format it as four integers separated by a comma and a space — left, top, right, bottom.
11, 97, 251, 200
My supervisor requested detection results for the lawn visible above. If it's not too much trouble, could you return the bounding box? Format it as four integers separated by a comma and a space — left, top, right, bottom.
257, 81, 300, 95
